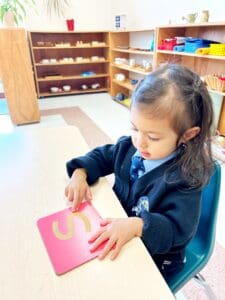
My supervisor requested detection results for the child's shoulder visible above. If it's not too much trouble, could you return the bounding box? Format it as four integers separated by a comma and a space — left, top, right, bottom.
116, 135, 132, 145
113, 135, 134, 156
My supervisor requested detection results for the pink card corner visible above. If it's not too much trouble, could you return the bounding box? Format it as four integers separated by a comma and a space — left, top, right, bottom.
37, 201, 105, 275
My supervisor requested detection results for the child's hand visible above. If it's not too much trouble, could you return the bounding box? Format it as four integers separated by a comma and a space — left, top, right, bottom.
89, 217, 143, 260
65, 168, 92, 211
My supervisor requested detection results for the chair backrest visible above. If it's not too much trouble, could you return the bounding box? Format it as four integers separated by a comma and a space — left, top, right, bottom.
193, 161, 221, 258
168, 161, 221, 293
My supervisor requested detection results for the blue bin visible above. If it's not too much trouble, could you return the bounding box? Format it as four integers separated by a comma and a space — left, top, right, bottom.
184, 38, 211, 53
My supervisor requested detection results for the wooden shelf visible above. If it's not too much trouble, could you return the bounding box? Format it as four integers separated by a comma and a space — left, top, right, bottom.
112, 79, 136, 91
38, 73, 109, 82
33, 45, 109, 50
110, 28, 155, 33
157, 21, 225, 28
112, 48, 154, 56
207, 88, 225, 96
157, 50, 225, 61
35, 60, 109, 66
40, 88, 108, 97
111, 63, 151, 75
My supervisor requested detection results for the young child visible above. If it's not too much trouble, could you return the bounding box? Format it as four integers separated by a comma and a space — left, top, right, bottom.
65, 64, 214, 280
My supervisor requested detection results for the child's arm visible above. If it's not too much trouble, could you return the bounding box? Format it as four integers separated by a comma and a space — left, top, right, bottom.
88, 217, 144, 260
65, 168, 92, 211
66, 136, 130, 185
139, 188, 201, 256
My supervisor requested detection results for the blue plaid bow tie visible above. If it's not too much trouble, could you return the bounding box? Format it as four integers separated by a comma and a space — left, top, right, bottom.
130, 156, 145, 182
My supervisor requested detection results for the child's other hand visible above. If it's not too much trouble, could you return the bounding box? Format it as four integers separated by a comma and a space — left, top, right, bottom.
65, 168, 92, 212
89, 217, 143, 260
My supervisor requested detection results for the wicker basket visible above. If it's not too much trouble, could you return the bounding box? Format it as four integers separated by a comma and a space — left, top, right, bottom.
209, 44, 225, 56
204, 74, 225, 92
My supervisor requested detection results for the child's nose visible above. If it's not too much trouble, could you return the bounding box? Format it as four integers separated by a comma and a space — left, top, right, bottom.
136, 132, 148, 148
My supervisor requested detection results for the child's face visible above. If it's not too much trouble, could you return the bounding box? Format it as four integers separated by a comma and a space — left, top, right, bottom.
130, 105, 179, 160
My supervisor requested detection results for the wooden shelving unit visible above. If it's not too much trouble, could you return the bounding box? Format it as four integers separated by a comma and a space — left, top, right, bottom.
154, 22, 225, 75
0, 28, 40, 125
28, 31, 110, 97
26, 26, 225, 133
157, 49, 225, 61
109, 29, 155, 107
154, 22, 225, 134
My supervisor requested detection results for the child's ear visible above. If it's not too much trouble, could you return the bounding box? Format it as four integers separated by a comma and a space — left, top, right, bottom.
180, 126, 201, 143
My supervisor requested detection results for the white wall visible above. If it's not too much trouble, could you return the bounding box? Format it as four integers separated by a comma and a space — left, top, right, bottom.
25, 0, 111, 31
24, 0, 225, 31
110, 0, 225, 29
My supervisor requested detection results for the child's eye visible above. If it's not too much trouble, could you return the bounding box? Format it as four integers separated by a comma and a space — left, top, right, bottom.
131, 126, 138, 132
148, 136, 160, 141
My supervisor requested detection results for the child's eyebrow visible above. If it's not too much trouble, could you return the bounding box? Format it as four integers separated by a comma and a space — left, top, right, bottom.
130, 121, 161, 134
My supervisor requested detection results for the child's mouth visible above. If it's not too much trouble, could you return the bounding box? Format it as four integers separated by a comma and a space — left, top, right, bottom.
140, 151, 151, 158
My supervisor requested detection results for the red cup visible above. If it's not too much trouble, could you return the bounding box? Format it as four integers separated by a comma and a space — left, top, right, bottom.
66, 19, 74, 31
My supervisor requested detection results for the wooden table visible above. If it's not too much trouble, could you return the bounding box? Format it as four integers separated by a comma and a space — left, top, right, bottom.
0, 126, 174, 300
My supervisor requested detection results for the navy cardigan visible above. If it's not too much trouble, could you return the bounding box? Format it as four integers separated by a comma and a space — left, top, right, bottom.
66, 136, 201, 270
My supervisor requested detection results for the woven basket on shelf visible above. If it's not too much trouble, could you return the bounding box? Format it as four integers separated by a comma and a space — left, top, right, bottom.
204, 74, 225, 92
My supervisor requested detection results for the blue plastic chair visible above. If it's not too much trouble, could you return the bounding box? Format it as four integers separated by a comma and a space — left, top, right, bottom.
167, 161, 221, 298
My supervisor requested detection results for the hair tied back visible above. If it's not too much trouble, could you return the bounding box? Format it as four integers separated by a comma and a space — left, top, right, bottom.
193, 76, 202, 93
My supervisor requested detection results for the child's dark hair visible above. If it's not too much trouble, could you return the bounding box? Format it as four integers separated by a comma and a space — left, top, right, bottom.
131, 64, 214, 189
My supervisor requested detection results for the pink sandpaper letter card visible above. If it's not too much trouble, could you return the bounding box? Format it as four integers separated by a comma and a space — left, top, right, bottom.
37, 201, 105, 275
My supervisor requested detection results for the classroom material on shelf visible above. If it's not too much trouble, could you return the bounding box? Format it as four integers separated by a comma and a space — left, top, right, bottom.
80, 82, 101, 90
181, 10, 210, 23
37, 201, 106, 275
114, 93, 131, 108
209, 44, 225, 56
76, 40, 106, 47
205, 74, 225, 92
120, 98, 131, 107
40, 58, 58, 64
50, 85, 71, 93
115, 73, 126, 81
200, 10, 210, 22
48, 82, 102, 94
115, 45, 153, 54
114, 59, 152, 74
38, 57, 106, 65
37, 41, 54, 47
158, 36, 223, 56
182, 13, 198, 23
81, 71, 96, 76
35, 40, 107, 48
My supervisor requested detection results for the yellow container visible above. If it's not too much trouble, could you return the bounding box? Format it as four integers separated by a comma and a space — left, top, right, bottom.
209, 44, 225, 56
